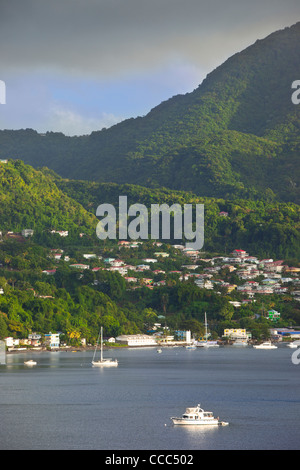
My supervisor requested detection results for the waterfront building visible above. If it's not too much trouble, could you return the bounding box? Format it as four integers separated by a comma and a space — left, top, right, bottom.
116, 334, 157, 346
223, 329, 251, 340
44, 333, 60, 349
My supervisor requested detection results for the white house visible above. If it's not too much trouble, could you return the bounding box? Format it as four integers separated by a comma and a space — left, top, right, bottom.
69, 263, 90, 270
22, 229, 34, 237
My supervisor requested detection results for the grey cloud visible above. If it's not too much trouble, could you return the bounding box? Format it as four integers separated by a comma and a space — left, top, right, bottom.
0, 0, 299, 77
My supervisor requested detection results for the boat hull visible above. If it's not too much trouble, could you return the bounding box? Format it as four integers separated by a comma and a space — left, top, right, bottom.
171, 418, 228, 426
92, 360, 118, 367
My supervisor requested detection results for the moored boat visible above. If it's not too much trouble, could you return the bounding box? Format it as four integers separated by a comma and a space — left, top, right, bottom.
171, 404, 228, 426
92, 326, 118, 367
24, 359, 37, 366
197, 312, 219, 347
253, 341, 277, 349
286, 340, 300, 348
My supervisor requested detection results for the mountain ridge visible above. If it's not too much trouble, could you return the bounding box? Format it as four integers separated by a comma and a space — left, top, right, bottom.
0, 22, 299, 202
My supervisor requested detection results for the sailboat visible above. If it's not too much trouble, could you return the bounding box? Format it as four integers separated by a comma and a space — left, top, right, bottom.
92, 326, 118, 367
198, 312, 219, 347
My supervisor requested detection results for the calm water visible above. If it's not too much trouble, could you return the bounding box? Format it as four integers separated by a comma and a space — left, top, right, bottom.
0, 345, 299, 450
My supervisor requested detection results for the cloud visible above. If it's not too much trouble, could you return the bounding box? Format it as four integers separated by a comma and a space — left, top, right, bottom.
45, 104, 122, 135
1, 0, 299, 135
1, 0, 299, 79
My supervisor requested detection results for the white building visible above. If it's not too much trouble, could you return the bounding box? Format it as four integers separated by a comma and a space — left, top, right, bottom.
50, 230, 68, 237
4, 337, 19, 347
116, 334, 157, 346
22, 229, 34, 237
44, 333, 60, 349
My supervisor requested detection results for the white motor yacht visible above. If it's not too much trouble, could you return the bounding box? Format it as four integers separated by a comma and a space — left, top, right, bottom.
171, 404, 228, 426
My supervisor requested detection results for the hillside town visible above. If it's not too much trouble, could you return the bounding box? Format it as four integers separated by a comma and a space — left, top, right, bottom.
41, 240, 300, 302
2, 233, 300, 352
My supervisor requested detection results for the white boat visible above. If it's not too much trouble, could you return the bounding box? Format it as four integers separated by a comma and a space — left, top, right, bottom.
202, 341, 219, 348
171, 404, 228, 426
287, 341, 300, 348
92, 326, 118, 367
24, 359, 37, 366
200, 312, 219, 348
185, 345, 196, 349
253, 341, 277, 349
157, 348, 162, 353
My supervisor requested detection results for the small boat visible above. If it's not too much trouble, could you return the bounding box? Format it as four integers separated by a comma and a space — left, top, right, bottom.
198, 313, 219, 348
171, 404, 228, 426
287, 342, 298, 348
156, 348, 162, 353
253, 341, 277, 349
287, 340, 300, 348
185, 345, 196, 349
24, 359, 37, 366
92, 326, 118, 367
202, 341, 219, 348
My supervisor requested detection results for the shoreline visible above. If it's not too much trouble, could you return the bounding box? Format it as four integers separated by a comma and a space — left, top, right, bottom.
5, 342, 204, 355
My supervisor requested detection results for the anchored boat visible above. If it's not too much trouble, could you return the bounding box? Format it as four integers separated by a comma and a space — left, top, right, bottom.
24, 359, 37, 366
92, 326, 118, 367
171, 404, 228, 426
253, 341, 277, 349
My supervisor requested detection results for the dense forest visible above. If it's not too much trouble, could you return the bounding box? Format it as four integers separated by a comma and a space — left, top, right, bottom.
51, 172, 300, 261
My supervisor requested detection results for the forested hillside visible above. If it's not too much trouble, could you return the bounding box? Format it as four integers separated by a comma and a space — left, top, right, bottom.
0, 160, 97, 238
48, 171, 300, 260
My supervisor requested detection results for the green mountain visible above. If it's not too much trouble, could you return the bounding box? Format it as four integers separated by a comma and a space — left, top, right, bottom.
0, 160, 97, 237
0, 23, 299, 202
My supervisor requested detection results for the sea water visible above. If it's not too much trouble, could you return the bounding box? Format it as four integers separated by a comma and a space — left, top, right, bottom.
0, 346, 299, 450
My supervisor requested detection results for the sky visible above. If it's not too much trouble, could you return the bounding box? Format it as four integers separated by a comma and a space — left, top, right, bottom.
0, 0, 299, 136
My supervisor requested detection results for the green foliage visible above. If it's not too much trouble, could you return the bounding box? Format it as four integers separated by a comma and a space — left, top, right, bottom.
55, 177, 300, 260
0, 160, 97, 237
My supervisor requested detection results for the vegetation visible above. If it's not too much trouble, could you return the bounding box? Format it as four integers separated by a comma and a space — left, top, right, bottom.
52, 175, 300, 260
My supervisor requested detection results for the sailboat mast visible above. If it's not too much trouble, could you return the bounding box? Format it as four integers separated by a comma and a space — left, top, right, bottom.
93, 327, 101, 362
100, 326, 103, 362
205, 312, 208, 342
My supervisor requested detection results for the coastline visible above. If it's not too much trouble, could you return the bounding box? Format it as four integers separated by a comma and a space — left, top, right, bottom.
5, 341, 204, 355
